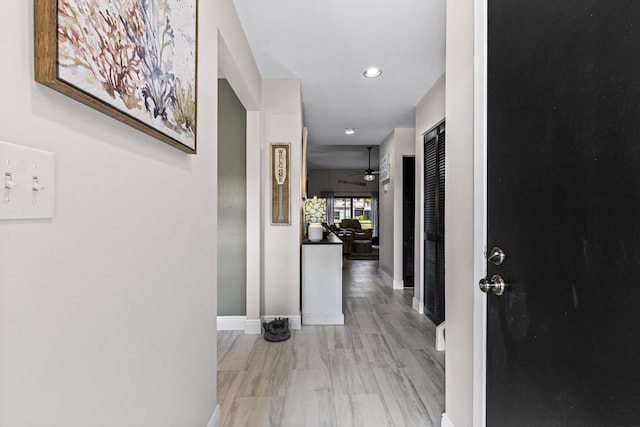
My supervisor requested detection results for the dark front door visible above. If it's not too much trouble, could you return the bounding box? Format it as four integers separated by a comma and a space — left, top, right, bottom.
486, 2, 640, 425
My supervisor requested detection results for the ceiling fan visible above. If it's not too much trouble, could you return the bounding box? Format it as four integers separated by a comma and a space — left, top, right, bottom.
337, 179, 367, 187
362, 146, 379, 181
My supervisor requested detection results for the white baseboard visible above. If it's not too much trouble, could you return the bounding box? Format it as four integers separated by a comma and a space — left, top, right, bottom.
393, 279, 404, 290
262, 315, 302, 330
302, 312, 344, 325
245, 319, 261, 335
441, 413, 455, 427
206, 405, 221, 427
378, 268, 393, 287
216, 316, 246, 331
413, 297, 424, 314
436, 321, 446, 352
219, 316, 302, 333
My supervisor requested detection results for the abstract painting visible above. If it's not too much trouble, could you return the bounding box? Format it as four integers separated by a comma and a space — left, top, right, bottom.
35, 0, 197, 153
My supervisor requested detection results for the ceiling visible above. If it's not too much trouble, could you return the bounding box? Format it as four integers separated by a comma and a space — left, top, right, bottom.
231, 0, 446, 170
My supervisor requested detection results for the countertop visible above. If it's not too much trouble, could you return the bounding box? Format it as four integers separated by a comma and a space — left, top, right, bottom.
302, 232, 342, 245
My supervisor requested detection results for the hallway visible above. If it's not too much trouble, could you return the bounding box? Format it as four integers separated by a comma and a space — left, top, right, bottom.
217, 259, 445, 426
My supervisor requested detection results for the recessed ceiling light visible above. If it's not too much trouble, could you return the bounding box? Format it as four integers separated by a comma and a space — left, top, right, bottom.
344, 128, 356, 135
363, 67, 382, 78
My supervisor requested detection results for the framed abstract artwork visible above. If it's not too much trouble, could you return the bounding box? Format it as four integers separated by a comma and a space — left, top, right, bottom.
271, 143, 290, 225
34, 0, 198, 153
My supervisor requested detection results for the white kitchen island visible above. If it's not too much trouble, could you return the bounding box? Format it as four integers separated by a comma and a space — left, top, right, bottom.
301, 232, 344, 325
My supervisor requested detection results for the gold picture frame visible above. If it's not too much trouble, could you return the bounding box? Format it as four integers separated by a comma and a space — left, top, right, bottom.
271, 143, 291, 225
34, 0, 198, 153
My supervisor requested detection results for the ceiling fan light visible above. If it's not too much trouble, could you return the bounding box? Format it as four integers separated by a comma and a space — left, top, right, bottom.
362, 147, 376, 181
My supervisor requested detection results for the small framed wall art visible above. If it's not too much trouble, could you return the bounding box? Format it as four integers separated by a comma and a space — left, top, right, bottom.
271, 143, 291, 225
379, 153, 391, 184
34, 0, 198, 153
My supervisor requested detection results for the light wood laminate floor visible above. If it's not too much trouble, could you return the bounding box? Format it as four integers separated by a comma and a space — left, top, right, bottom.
217, 259, 445, 427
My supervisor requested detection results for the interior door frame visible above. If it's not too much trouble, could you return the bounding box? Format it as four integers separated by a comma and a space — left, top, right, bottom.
472, 0, 488, 426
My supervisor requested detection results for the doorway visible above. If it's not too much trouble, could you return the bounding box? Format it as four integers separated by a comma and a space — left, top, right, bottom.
402, 156, 416, 287
217, 79, 247, 318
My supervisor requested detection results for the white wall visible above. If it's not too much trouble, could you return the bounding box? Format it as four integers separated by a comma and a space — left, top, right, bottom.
261, 79, 303, 325
414, 73, 446, 312
378, 128, 415, 289
0, 1, 260, 425
245, 110, 263, 334
217, 0, 262, 112
379, 132, 395, 280
445, 0, 476, 424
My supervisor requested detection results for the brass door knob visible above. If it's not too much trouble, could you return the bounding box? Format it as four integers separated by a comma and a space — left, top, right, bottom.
479, 275, 506, 296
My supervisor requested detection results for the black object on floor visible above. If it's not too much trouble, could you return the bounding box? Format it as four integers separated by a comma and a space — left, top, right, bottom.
352, 240, 373, 253
262, 318, 291, 342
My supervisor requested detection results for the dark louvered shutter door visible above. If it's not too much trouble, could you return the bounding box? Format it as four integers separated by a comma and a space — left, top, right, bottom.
423, 123, 445, 325
424, 133, 437, 321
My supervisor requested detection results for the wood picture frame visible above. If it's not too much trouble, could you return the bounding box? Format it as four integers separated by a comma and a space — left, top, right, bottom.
271, 143, 291, 225
34, 0, 198, 153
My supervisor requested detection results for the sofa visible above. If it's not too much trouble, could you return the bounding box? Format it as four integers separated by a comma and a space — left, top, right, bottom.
339, 218, 373, 241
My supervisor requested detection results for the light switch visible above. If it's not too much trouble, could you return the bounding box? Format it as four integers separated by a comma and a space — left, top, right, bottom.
5, 172, 17, 189
0, 141, 54, 219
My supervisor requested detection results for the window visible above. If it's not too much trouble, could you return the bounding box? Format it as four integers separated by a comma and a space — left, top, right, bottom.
334, 197, 372, 229
333, 198, 352, 221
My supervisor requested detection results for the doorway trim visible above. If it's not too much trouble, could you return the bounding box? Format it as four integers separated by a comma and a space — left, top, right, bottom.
218, 31, 263, 335
472, 0, 488, 426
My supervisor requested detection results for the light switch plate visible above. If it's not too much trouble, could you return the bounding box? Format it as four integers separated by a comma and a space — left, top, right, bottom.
1, 141, 54, 219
